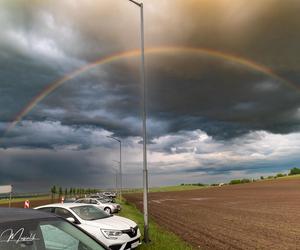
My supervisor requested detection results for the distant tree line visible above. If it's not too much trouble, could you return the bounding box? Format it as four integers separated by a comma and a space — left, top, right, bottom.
192, 167, 300, 188
289, 167, 300, 176
229, 179, 251, 185
50, 185, 100, 200
227, 167, 300, 186
180, 183, 207, 187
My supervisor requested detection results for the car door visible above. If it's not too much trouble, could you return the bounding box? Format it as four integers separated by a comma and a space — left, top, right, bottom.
89, 199, 103, 210
96, 200, 105, 210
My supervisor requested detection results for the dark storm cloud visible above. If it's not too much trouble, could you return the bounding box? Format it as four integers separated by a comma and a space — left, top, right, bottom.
0, 147, 115, 192
13, 54, 300, 142
183, 158, 300, 176
0, 54, 63, 122
145, 56, 300, 138
1, 0, 300, 141
0, 120, 116, 150
173, 0, 300, 68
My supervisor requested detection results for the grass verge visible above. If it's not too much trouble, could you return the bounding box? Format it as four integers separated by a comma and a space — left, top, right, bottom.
119, 199, 194, 250
123, 185, 208, 194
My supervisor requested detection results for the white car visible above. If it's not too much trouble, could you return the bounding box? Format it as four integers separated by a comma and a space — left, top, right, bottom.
35, 203, 141, 250
76, 197, 121, 214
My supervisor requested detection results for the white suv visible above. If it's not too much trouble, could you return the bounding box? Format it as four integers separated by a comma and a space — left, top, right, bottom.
35, 203, 141, 250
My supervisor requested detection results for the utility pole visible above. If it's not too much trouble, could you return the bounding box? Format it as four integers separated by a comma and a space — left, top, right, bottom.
128, 0, 149, 243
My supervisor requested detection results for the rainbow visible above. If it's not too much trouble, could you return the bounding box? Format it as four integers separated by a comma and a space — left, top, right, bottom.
3, 46, 297, 136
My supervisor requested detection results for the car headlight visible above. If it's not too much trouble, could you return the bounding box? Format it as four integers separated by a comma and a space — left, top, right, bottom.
101, 229, 122, 239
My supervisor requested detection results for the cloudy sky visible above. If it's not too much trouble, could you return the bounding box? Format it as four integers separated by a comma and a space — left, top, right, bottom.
1, 0, 300, 192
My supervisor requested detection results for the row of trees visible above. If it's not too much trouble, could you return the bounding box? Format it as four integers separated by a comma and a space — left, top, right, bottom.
229, 178, 251, 185
260, 173, 287, 180
289, 167, 300, 175
229, 168, 300, 186
260, 168, 300, 180
180, 183, 206, 186
50, 185, 100, 199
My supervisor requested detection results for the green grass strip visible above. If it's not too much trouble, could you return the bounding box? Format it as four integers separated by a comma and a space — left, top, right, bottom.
123, 185, 208, 194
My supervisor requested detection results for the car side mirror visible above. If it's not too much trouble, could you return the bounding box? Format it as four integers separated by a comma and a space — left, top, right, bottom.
66, 217, 75, 223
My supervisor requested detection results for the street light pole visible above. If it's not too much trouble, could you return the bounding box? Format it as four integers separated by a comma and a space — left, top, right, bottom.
112, 160, 120, 197
128, 0, 149, 243
107, 136, 122, 199
112, 166, 119, 197
115, 169, 118, 196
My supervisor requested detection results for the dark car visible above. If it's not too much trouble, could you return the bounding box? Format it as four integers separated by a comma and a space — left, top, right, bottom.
0, 207, 109, 250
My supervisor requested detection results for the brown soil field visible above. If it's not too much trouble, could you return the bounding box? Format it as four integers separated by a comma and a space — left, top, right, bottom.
125, 178, 300, 250
0, 198, 59, 208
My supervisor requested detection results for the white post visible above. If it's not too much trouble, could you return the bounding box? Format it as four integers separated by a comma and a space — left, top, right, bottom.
9, 192, 12, 208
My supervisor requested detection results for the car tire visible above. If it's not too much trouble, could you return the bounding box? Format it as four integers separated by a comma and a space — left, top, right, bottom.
104, 207, 111, 214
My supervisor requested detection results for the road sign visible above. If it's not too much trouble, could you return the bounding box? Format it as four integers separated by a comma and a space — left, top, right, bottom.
0, 185, 12, 194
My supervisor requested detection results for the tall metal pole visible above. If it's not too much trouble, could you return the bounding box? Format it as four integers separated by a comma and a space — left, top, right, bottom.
115, 169, 118, 196
128, 0, 149, 243
112, 166, 119, 197
140, 3, 150, 244
119, 140, 122, 199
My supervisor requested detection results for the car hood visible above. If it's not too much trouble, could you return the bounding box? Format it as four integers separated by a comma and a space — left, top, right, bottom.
83, 215, 137, 230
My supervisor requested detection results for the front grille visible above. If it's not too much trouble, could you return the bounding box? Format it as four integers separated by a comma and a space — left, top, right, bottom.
110, 238, 140, 250
124, 238, 140, 249
110, 244, 122, 250
122, 226, 138, 238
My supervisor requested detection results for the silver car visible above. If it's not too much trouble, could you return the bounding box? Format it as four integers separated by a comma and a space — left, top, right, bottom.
75, 198, 121, 214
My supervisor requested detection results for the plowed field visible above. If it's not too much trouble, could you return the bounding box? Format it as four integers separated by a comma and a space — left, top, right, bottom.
125, 178, 300, 249
0, 198, 58, 208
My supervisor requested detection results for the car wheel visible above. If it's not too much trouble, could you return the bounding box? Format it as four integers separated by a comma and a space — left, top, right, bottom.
104, 207, 111, 214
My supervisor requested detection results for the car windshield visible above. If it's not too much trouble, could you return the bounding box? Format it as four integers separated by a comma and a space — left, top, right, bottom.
75, 199, 88, 204
71, 206, 111, 220
0, 218, 105, 250
97, 199, 109, 203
